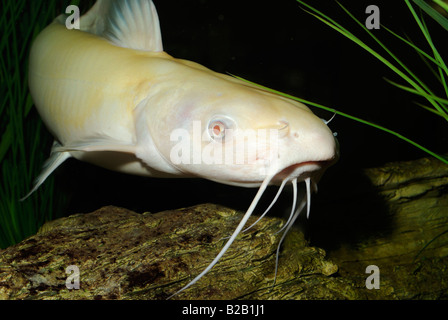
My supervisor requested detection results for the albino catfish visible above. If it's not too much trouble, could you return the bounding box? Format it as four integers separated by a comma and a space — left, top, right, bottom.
27, 0, 338, 297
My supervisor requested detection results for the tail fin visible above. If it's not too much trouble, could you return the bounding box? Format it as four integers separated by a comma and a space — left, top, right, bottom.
21, 141, 71, 201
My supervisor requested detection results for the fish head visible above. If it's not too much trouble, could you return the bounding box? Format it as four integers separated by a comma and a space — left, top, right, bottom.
145, 78, 338, 187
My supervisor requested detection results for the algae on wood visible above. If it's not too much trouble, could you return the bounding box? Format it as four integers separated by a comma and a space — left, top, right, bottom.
322, 156, 448, 299
0, 204, 341, 300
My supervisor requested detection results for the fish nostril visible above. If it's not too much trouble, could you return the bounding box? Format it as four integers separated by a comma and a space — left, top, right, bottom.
277, 120, 290, 138
278, 120, 289, 129
277, 120, 300, 139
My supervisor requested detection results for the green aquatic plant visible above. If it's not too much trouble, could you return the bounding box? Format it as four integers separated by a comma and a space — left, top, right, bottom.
240, 0, 448, 164
0, 0, 81, 248
299, 0, 448, 163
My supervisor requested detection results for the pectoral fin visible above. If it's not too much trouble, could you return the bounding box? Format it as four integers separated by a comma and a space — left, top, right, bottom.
54, 137, 137, 154
21, 141, 71, 201
22, 138, 137, 200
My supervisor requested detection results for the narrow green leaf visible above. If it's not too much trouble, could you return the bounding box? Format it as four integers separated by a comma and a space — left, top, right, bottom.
407, 0, 448, 79
384, 78, 448, 107
413, 101, 448, 120
432, 0, 448, 13
382, 25, 440, 69
412, 0, 448, 31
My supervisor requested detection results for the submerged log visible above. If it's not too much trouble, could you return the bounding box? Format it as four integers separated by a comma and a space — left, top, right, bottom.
0, 204, 347, 300
316, 156, 448, 299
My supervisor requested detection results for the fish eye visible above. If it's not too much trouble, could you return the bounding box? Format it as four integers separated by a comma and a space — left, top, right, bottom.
207, 116, 235, 142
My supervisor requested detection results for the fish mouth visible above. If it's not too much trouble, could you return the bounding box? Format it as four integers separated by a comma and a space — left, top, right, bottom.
208, 160, 334, 188
271, 160, 333, 184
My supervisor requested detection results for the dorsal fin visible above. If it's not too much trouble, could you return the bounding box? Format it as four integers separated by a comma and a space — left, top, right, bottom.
77, 0, 163, 52
103, 0, 163, 52
75, 0, 110, 35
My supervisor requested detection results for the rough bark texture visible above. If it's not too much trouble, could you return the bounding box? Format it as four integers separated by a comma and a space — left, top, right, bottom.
325, 156, 448, 299
0, 156, 447, 300
0, 204, 342, 300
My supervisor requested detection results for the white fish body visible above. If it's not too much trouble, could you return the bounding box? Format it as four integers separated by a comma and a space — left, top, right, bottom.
27, 0, 338, 297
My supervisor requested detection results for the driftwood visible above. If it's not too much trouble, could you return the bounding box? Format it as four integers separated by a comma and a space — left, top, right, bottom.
0, 156, 447, 300
0, 204, 346, 300
325, 156, 448, 299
